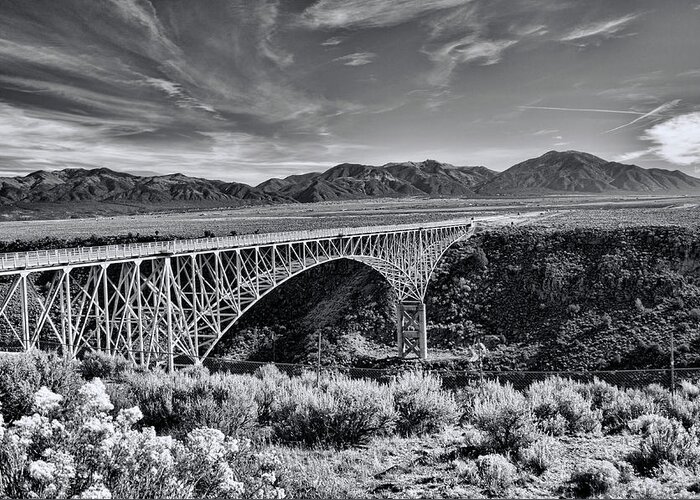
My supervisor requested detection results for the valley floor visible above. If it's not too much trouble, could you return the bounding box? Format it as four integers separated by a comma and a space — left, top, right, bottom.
1, 194, 699, 242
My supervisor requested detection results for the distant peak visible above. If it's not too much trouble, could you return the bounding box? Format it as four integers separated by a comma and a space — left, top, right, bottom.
543, 150, 578, 156
538, 150, 606, 162
26, 170, 55, 177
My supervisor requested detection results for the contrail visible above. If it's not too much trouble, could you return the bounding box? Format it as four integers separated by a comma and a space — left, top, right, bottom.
604, 99, 681, 133
520, 105, 645, 115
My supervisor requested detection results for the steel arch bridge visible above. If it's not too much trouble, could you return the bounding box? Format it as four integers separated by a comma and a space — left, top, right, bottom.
0, 219, 474, 370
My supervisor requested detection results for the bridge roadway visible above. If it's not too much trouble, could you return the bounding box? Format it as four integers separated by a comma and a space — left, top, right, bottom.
0, 213, 538, 370
0, 218, 470, 272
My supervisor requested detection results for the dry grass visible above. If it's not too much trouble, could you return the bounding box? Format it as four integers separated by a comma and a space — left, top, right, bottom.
271, 427, 700, 498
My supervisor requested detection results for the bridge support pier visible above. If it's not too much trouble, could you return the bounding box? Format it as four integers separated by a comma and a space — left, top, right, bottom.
396, 300, 427, 359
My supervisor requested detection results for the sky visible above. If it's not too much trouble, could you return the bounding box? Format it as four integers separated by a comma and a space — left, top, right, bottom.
1, 0, 700, 185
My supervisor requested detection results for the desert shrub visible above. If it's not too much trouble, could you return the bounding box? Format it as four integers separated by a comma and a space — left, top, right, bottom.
254, 364, 290, 426
178, 362, 211, 378
454, 382, 482, 424
619, 478, 680, 499
0, 351, 82, 424
461, 426, 489, 457
617, 461, 636, 483
0, 381, 285, 499
475, 454, 517, 496
527, 377, 601, 436
173, 372, 259, 437
577, 378, 657, 433
679, 380, 700, 399
80, 351, 131, 380
627, 415, 700, 475
667, 397, 700, 430
390, 371, 458, 436
643, 383, 671, 405
612, 463, 699, 497
453, 458, 479, 484
31, 351, 84, 416
656, 461, 698, 488
627, 413, 668, 435
111, 370, 258, 438
0, 353, 41, 423
270, 374, 395, 448
568, 460, 620, 498
603, 389, 658, 433
108, 370, 175, 428
577, 378, 617, 410
464, 381, 539, 454
641, 383, 700, 429
517, 436, 560, 475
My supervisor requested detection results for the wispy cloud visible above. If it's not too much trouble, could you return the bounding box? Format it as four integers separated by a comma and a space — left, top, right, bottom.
521, 106, 644, 115
0, 102, 372, 183
559, 13, 640, 42
333, 52, 377, 66
641, 112, 700, 165
417, 2, 646, 87
321, 36, 344, 46
604, 99, 681, 133
144, 78, 219, 115
300, 0, 468, 29
424, 36, 516, 85
0, 0, 695, 180
677, 69, 700, 78
616, 150, 652, 162
0, 0, 360, 181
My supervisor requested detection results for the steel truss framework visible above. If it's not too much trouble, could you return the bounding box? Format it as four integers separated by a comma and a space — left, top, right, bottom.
0, 220, 474, 369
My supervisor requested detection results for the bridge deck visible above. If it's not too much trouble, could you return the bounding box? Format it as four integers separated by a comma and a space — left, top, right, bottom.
0, 218, 473, 272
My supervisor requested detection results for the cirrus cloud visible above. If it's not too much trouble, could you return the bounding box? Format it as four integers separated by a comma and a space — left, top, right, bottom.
559, 13, 641, 42
300, 0, 468, 29
423, 36, 516, 86
333, 52, 377, 66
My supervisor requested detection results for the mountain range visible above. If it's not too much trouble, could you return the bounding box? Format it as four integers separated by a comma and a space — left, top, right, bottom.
0, 168, 290, 207
1, 151, 699, 213
257, 160, 496, 202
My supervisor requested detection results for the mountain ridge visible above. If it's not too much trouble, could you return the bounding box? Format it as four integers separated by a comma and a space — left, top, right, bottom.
0, 167, 291, 206
478, 150, 700, 194
257, 159, 497, 202
1, 152, 699, 215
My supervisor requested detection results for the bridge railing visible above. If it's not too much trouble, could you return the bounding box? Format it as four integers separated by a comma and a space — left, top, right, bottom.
0, 218, 472, 272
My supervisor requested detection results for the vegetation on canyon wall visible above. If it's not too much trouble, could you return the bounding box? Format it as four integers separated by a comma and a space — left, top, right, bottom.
214, 225, 700, 372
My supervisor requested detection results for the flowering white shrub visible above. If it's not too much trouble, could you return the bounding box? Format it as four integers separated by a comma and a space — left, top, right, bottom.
0, 379, 285, 499
34, 387, 63, 414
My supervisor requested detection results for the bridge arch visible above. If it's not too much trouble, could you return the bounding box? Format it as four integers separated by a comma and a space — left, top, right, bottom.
197, 253, 419, 359
0, 219, 475, 369
202, 255, 405, 359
